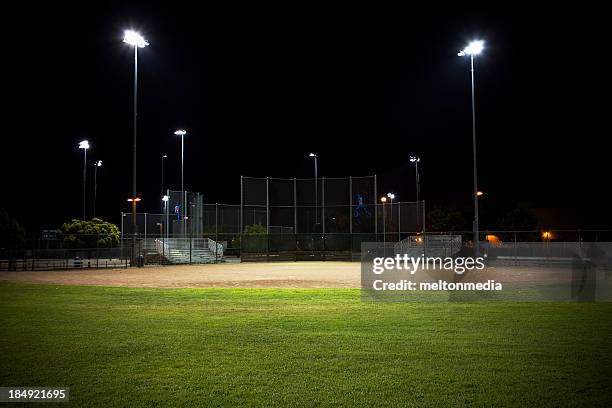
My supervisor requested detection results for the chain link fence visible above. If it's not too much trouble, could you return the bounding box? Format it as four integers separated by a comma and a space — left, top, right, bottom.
3, 229, 612, 270
0, 233, 131, 271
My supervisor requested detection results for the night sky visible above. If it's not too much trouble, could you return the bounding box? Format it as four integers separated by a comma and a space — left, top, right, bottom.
2, 5, 610, 232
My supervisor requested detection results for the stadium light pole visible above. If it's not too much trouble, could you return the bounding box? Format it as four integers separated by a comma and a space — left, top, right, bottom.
409, 155, 420, 225
458, 40, 484, 256
123, 30, 149, 241
175, 130, 187, 238
78, 140, 90, 220
94, 160, 102, 218
309, 153, 319, 230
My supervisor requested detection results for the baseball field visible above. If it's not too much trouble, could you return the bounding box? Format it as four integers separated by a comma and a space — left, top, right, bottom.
1, 262, 611, 407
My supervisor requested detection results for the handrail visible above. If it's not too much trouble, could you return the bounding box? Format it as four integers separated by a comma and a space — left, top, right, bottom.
154, 238, 223, 259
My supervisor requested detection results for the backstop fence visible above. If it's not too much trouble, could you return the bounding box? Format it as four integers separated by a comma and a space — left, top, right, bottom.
241, 175, 424, 235
118, 175, 426, 263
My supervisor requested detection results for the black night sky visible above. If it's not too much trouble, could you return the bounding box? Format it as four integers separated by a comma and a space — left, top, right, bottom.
2, 5, 610, 233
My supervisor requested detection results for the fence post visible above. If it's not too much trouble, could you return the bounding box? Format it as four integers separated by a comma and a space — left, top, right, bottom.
322, 177, 325, 234
294, 178, 298, 234
120, 212, 124, 256
240, 176, 244, 234
398, 202, 401, 242
349, 176, 353, 235
349, 176, 353, 260
166, 188, 170, 241
422, 200, 426, 234
215, 202, 219, 263
266, 177, 270, 234
144, 213, 147, 265
514, 231, 517, 266
374, 174, 378, 240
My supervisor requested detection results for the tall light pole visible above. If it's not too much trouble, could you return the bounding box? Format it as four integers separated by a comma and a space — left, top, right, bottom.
78, 140, 90, 220
309, 153, 318, 231
94, 160, 102, 218
123, 29, 149, 239
175, 130, 187, 238
458, 40, 484, 255
409, 155, 420, 226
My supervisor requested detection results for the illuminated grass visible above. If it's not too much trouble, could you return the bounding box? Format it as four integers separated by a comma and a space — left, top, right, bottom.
1, 283, 611, 407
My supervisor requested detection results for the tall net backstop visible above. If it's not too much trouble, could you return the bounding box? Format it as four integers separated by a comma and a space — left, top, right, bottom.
240, 175, 424, 261
121, 176, 425, 263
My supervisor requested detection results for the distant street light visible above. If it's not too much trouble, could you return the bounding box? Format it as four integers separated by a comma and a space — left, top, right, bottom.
476, 191, 484, 196
78, 140, 90, 220
308, 153, 319, 230
458, 40, 484, 256
94, 160, 102, 218
123, 29, 149, 246
174, 130, 187, 238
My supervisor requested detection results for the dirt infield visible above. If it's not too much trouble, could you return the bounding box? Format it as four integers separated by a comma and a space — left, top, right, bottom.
0, 261, 584, 290
0, 262, 362, 288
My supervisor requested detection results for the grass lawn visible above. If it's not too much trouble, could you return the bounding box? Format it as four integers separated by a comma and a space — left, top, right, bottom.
1, 282, 611, 407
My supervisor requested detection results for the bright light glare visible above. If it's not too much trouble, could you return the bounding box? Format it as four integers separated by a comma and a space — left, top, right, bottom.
162, 195, 169, 202
78, 140, 90, 149
387, 193, 395, 200
380, 196, 387, 203
174, 129, 187, 136
309, 153, 317, 157
476, 191, 484, 196
409, 155, 420, 163
123, 30, 149, 48
95, 160, 103, 167
458, 40, 484, 56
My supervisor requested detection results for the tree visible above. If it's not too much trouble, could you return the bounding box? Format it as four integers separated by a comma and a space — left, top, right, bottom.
0, 209, 26, 250
242, 223, 267, 253
427, 204, 468, 232
244, 223, 267, 234
58, 218, 120, 249
499, 204, 537, 231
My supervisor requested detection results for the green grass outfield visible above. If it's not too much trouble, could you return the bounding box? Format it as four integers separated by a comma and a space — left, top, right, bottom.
1, 282, 611, 407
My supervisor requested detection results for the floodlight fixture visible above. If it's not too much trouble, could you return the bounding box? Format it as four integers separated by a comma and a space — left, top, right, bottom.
123, 30, 149, 48
458, 40, 484, 57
